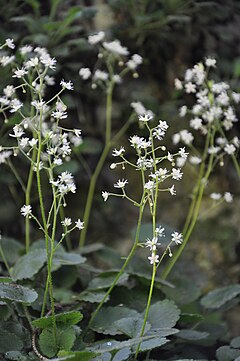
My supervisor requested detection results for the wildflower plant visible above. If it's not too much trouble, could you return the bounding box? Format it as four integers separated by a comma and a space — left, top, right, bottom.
0, 38, 84, 345
78, 31, 143, 247
89, 113, 186, 357
162, 58, 240, 280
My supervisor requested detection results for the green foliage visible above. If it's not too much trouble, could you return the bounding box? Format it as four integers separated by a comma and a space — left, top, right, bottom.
11, 249, 46, 281
146, 300, 180, 329
0, 283, 38, 303
200, 285, 240, 309
39, 327, 76, 358
32, 311, 83, 329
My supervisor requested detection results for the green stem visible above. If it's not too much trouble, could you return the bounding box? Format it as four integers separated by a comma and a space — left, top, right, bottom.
161, 131, 216, 281
87, 199, 145, 331
25, 147, 37, 253
0, 244, 11, 276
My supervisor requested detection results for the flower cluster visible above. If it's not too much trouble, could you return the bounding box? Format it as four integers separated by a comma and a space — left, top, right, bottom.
173, 58, 240, 162
210, 192, 233, 203
145, 227, 183, 264
79, 31, 143, 88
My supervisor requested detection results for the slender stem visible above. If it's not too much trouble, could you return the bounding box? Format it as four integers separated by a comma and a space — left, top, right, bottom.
0, 244, 11, 276
25, 147, 37, 253
161, 130, 216, 281
87, 198, 146, 331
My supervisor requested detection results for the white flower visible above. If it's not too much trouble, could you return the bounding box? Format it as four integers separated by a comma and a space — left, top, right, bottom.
167, 152, 173, 162
129, 135, 144, 148
60, 79, 74, 90
145, 237, 160, 251
180, 130, 194, 145
29, 138, 38, 147
19, 45, 33, 55
59, 171, 73, 183
21, 205, 32, 217
232, 92, 240, 103
144, 180, 155, 190
0, 150, 12, 164
169, 185, 176, 196
79, 67, 91, 80
0, 55, 15, 66
102, 191, 110, 202
5, 38, 15, 49
210, 193, 221, 200
40, 54, 56, 70
94, 69, 108, 81
10, 99, 23, 113
189, 156, 202, 165
114, 179, 128, 188
138, 114, 153, 122
75, 219, 84, 230
113, 74, 122, 83
74, 129, 82, 137
53, 158, 62, 166
172, 133, 181, 145
155, 226, 165, 237
51, 110, 68, 119
3, 85, 15, 98
190, 117, 202, 130
61, 217, 72, 227
148, 253, 159, 264
88, 31, 105, 45
205, 57, 216, 67
131, 101, 146, 115
171, 232, 183, 245
19, 137, 29, 148
179, 147, 188, 160
224, 192, 233, 203
112, 147, 125, 157
45, 75, 55, 86
179, 105, 187, 117
172, 168, 183, 180
31, 100, 45, 110
224, 144, 236, 155
208, 146, 220, 154
185, 82, 196, 93
174, 78, 183, 90
9, 125, 24, 138
13, 68, 27, 78
103, 40, 129, 56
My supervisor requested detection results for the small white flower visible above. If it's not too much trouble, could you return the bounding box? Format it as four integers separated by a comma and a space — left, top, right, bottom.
10, 99, 23, 113
9, 125, 24, 138
13, 68, 27, 78
3, 85, 15, 98
179, 105, 187, 117
148, 253, 159, 265
144, 180, 155, 190
210, 193, 221, 200
179, 147, 189, 160
169, 185, 176, 196
174, 78, 183, 90
53, 158, 62, 166
60, 79, 74, 90
19, 137, 29, 148
0, 55, 15, 66
79, 67, 91, 80
138, 114, 153, 122
40, 54, 56, 70
102, 191, 110, 202
103, 40, 129, 56
5, 38, 15, 49
112, 147, 125, 157
74, 129, 82, 137
224, 192, 233, 203
155, 226, 165, 237
171, 232, 183, 245
0, 150, 12, 164
172, 168, 183, 181
29, 138, 38, 147
167, 152, 174, 162
75, 219, 84, 230
21, 205, 32, 217
114, 179, 128, 188
185, 82, 196, 93
20, 45, 33, 55
145, 237, 160, 251
224, 144, 236, 155
61, 217, 72, 227
189, 156, 202, 165
88, 31, 105, 45
93, 69, 108, 81
205, 57, 216, 67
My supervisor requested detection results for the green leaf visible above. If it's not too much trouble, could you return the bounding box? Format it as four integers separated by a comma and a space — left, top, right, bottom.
53, 251, 86, 270
161, 276, 201, 305
78, 290, 109, 303
90, 306, 140, 335
88, 272, 129, 290
112, 348, 131, 361
216, 345, 240, 361
0, 283, 38, 303
58, 350, 98, 361
39, 327, 76, 358
146, 300, 180, 329
176, 329, 209, 340
32, 311, 83, 329
114, 317, 151, 338
0, 237, 24, 264
0, 330, 23, 353
180, 313, 204, 323
230, 337, 240, 349
138, 337, 169, 352
5, 351, 28, 360
201, 285, 240, 309
11, 249, 46, 281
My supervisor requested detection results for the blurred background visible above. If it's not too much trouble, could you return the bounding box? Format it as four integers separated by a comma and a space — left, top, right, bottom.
0, 0, 240, 333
